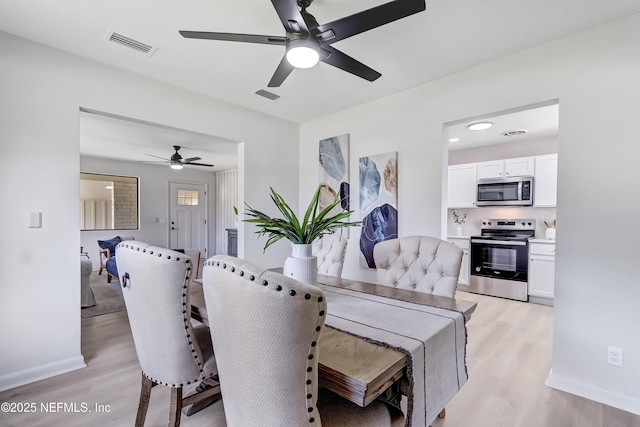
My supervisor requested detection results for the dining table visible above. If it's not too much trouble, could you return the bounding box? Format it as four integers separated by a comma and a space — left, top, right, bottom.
190, 271, 476, 422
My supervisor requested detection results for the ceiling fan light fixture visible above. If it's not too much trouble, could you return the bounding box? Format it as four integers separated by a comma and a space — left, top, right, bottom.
171, 161, 183, 170
286, 39, 319, 69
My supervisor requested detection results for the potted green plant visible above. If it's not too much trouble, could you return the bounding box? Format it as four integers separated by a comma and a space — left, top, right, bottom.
242, 185, 361, 284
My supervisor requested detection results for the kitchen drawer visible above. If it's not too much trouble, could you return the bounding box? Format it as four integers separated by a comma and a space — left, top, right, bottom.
529, 242, 555, 256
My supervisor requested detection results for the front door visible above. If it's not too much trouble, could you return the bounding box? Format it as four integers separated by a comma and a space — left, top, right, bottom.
169, 182, 207, 260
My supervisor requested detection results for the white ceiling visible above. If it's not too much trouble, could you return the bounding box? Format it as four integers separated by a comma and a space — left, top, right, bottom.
446, 103, 559, 151
79, 111, 239, 171
2, 1, 638, 163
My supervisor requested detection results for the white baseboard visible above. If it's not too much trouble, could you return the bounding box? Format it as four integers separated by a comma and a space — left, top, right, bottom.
0, 356, 87, 392
546, 369, 640, 416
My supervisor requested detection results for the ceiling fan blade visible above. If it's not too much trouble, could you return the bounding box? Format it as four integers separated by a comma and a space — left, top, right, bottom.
183, 156, 201, 162
179, 31, 286, 46
145, 154, 170, 161
183, 162, 214, 167
268, 55, 295, 87
320, 46, 381, 82
271, 0, 310, 35
314, 0, 426, 44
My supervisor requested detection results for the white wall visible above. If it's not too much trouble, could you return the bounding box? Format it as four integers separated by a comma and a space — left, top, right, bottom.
0, 31, 298, 391
299, 13, 640, 414
80, 156, 218, 264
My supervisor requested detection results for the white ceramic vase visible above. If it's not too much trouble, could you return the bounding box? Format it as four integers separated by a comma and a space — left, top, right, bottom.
283, 243, 318, 285
545, 227, 556, 240
456, 225, 463, 236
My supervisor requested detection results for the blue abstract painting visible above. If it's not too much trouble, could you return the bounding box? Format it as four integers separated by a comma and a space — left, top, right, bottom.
359, 152, 398, 268
319, 134, 351, 236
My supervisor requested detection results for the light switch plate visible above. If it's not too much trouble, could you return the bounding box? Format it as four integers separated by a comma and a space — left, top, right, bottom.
29, 212, 42, 228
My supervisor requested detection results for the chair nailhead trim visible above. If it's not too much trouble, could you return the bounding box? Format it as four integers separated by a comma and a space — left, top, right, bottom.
309, 417, 315, 423
206, 255, 327, 412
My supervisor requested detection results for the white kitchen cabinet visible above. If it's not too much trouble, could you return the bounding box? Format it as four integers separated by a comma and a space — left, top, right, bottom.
534, 154, 558, 207
448, 163, 477, 208
477, 157, 534, 179
528, 240, 555, 304
448, 237, 470, 287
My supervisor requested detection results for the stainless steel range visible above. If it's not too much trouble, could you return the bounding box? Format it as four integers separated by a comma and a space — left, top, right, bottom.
469, 219, 535, 301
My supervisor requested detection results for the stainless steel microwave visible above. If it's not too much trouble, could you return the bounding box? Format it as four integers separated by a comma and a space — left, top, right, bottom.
477, 176, 533, 206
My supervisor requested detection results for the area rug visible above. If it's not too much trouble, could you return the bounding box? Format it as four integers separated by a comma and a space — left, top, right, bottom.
81, 272, 126, 318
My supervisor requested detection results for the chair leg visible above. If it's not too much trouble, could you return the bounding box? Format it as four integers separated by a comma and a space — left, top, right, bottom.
107, 273, 112, 283
438, 408, 446, 418
135, 373, 155, 427
98, 265, 104, 275
169, 387, 184, 427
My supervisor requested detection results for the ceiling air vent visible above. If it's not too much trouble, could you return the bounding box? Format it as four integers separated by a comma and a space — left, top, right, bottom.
254, 89, 280, 101
501, 129, 527, 137
104, 30, 158, 56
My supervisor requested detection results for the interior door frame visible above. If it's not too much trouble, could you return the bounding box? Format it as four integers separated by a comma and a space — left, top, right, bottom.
168, 181, 209, 259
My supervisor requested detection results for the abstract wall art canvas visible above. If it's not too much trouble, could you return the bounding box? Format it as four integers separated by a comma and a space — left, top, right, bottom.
319, 134, 350, 236
359, 151, 398, 268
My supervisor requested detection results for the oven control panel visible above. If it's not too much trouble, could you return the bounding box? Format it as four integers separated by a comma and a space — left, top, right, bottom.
481, 218, 535, 230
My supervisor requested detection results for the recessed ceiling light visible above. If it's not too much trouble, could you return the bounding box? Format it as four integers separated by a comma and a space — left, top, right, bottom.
468, 122, 493, 131
449, 138, 460, 142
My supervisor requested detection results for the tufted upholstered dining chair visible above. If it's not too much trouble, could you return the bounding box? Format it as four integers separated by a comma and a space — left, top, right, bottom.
203, 255, 405, 427
373, 236, 463, 298
116, 241, 221, 427
312, 233, 348, 278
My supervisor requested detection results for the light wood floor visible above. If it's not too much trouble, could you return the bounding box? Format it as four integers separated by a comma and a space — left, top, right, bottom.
1, 292, 638, 427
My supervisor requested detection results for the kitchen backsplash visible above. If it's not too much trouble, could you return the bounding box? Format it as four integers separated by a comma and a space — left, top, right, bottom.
448, 206, 557, 238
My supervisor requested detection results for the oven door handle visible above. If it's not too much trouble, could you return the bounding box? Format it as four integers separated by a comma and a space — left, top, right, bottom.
471, 239, 528, 246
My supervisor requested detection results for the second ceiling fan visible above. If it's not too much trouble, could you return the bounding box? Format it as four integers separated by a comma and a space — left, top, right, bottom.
180, 0, 426, 87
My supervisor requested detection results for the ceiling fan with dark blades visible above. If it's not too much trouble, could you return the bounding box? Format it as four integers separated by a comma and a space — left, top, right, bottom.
179, 0, 426, 87
143, 146, 214, 169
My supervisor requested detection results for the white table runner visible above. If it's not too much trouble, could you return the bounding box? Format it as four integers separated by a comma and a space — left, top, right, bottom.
319, 284, 467, 427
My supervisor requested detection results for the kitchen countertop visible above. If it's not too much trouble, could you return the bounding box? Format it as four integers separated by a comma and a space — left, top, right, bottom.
529, 238, 556, 244
447, 235, 471, 240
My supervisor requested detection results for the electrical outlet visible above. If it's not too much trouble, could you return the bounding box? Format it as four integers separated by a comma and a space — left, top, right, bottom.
607, 346, 623, 367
